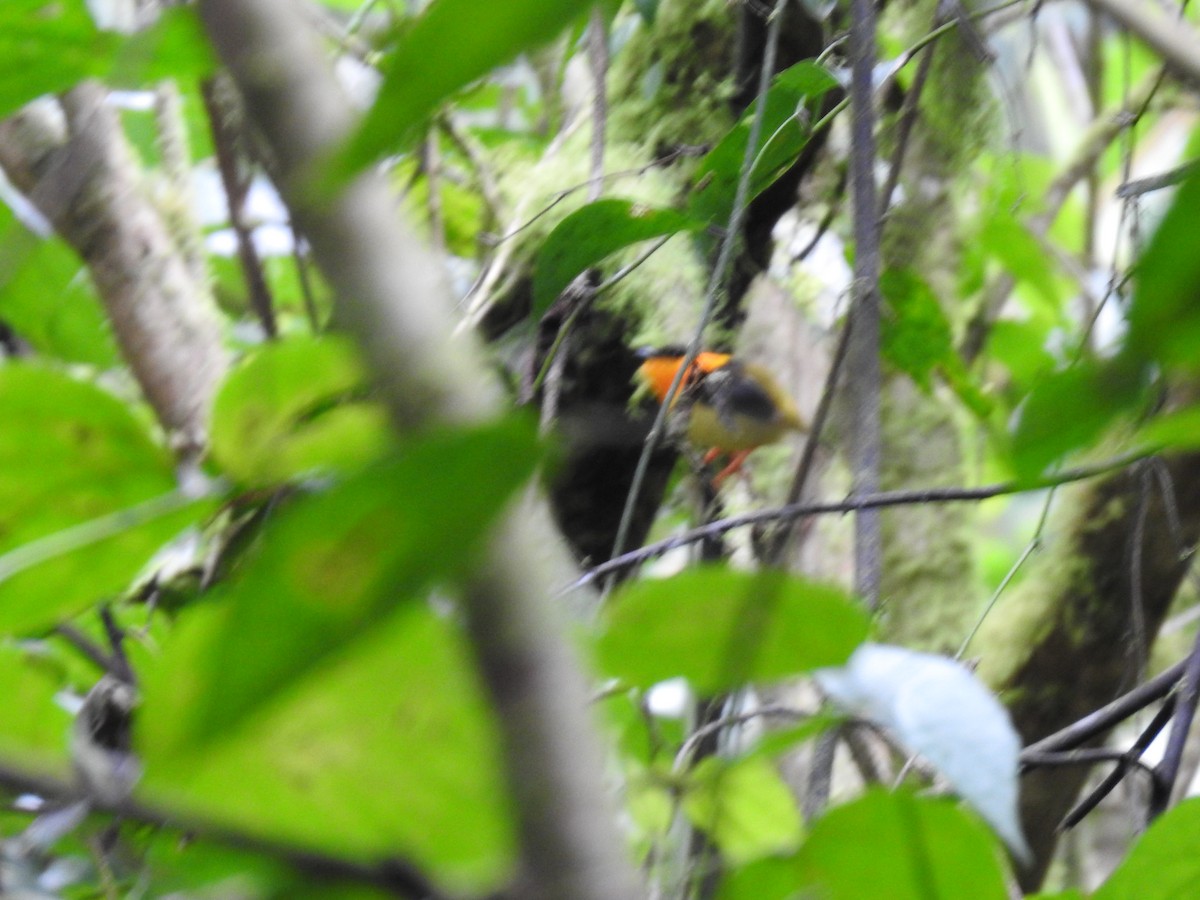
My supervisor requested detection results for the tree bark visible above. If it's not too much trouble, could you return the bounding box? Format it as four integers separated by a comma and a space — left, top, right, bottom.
0, 86, 227, 451
974, 451, 1200, 889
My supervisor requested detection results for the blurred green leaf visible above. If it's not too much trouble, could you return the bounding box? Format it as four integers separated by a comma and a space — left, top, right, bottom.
1141, 405, 1200, 451
1094, 798, 1200, 900
141, 601, 515, 894
596, 567, 869, 693
978, 212, 1062, 318
109, 6, 217, 86
0, 365, 209, 634
0, 212, 119, 367
531, 199, 700, 319
1127, 173, 1200, 371
144, 835, 296, 899
401, 158, 486, 258
985, 319, 1054, 390
880, 268, 989, 415
340, 0, 592, 173
1011, 359, 1144, 480
211, 336, 393, 485
142, 417, 538, 753
0, 0, 116, 118
794, 790, 1008, 899
684, 756, 804, 864
881, 269, 952, 392
716, 857, 798, 900
688, 61, 838, 231
0, 642, 72, 773
633, 0, 660, 23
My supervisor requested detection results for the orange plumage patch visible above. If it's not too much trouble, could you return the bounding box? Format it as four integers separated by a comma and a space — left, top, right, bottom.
635, 351, 732, 404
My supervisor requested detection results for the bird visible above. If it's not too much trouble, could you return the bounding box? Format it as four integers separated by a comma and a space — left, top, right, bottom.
634, 347, 807, 486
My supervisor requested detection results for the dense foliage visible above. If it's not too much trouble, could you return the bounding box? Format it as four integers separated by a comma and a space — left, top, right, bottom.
2, 0, 1200, 897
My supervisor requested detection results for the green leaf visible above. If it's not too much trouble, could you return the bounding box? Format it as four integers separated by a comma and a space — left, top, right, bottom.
687, 61, 838, 230
210, 336, 394, 485
0, 642, 73, 774
978, 212, 1062, 316
340, 0, 593, 173
0, 365, 208, 634
142, 417, 538, 753
144, 836, 295, 899
684, 756, 804, 864
717, 856, 800, 900
1141, 405, 1200, 451
109, 6, 217, 86
881, 269, 953, 391
1127, 172, 1200, 371
596, 567, 869, 693
530, 199, 700, 319
879, 268, 989, 415
0, 213, 119, 367
985, 319, 1054, 390
1094, 798, 1200, 900
141, 601, 515, 894
1011, 359, 1145, 480
0, 0, 117, 118
794, 790, 1008, 900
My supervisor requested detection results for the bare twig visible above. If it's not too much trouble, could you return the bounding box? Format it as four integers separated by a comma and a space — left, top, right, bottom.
847, 0, 883, 609
1081, 0, 1200, 85
1148, 624, 1200, 818
201, 78, 278, 339
577, 452, 1146, 589
607, 0, 789, 580
1059, 696, 1176, 830
1117, 160, 1200, 198
879, 32, 936, 215
1024, 660, 1186, 755
762, 315, 852, 564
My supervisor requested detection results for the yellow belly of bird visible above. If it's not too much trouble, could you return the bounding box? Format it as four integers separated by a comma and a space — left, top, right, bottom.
686, 405, 793, 451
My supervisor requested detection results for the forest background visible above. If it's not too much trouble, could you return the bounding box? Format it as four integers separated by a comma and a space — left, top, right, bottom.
2, 0, 1200, 897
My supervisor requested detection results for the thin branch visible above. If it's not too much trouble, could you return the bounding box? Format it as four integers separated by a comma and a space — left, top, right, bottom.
587, 5, 608, 205
0, 488, 213, 583
1059, 695, 1176, 830
607, 0, 789, 580
956, 538, 1040, 659
1025, 660, 1186, 755
847, 0, 883, 608
1117, 160, 1200, 198
53, 625, 121, 677
1148, 622, 1200, 818
1020, 747, 1157, 778
1081, 0, 1200, 84
673, 706, 812, 772
879, 31, 936, 215
421, 129, 446, 257
201, 78, 278, 339
762, 313, 852, 564
576, 452, 1147, 590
